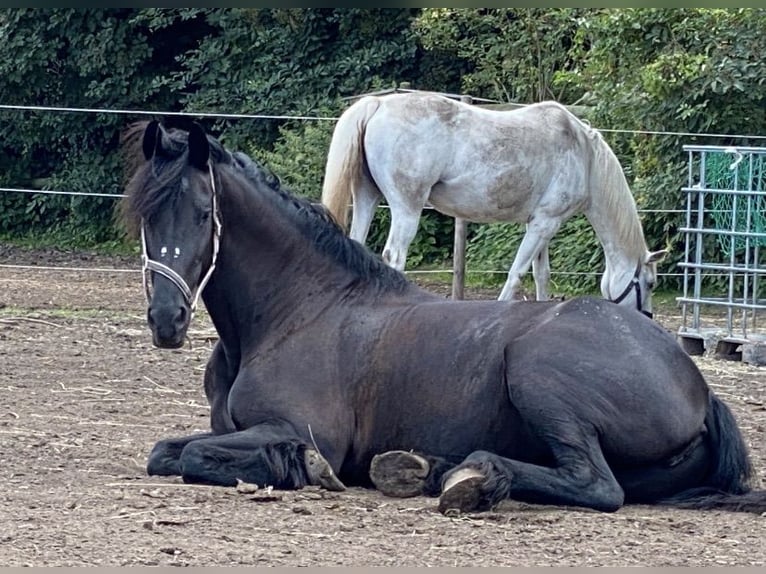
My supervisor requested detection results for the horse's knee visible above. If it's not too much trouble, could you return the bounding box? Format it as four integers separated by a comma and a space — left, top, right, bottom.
498, 275, 520, 301
573, 477, 624, 512
563, 465, 625, 512
146, 439, 183, 476
382, 247, 406, 271
592, 485, 624, 512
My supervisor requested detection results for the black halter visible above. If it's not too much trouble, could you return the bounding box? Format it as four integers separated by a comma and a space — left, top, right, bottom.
611, 262, 652, 319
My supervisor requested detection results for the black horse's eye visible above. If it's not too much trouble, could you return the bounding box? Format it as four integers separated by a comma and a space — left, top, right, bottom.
196, 209, 211, 224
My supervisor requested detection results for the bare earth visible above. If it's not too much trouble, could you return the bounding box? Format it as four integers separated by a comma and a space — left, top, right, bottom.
0, 245, 764, 567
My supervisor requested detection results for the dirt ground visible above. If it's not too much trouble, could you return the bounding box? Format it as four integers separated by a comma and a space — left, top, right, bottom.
0, 244, 764, 567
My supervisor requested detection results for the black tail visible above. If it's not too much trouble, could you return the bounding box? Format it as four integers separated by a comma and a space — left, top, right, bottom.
658, 393, 766, 514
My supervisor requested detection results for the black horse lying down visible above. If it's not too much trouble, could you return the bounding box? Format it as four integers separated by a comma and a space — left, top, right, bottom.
119, 120, 766, 515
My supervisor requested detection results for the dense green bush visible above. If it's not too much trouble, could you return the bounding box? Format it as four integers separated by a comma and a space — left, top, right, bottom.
250, 113, 337, 201
565, 8, 766, 291
0, 8, 425, 246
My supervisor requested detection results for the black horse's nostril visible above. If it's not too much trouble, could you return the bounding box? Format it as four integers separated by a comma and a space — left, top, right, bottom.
147, 305, 189, 334
175, 305, 188, 327
147, 306, 157, 328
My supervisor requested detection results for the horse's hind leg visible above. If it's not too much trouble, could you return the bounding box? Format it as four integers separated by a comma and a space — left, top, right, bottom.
438, 423, 625, 513
349, 178, 381, 244
382, 205, 422, 271
439, 447, 623, 514
498, 218, 561, 301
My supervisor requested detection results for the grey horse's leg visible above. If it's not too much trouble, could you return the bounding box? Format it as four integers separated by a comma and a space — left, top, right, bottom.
498, 218, 561, 301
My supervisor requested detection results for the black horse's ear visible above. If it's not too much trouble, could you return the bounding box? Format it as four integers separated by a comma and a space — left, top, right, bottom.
188, 122, 210, 171
142, 120, 161, 160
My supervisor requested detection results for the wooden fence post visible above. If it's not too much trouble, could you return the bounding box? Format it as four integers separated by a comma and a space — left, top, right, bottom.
451, 94, 473, 301
452, 218, 466, 300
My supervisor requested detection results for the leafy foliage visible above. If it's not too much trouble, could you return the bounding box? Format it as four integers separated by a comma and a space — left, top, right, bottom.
565, 8, 766, 289
0, 8, 204, 243
160, 9, 421, 148
415, 8, 588, 103
0, 8, 426, 247
250, 115, 337, 201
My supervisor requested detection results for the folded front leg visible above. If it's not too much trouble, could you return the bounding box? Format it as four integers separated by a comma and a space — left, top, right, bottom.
147, 432, 215, 477
146, 423, 344, 491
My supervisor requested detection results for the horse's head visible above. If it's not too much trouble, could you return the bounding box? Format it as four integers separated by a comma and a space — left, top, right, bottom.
605, 249, 668, 319
131, 121, 221, 349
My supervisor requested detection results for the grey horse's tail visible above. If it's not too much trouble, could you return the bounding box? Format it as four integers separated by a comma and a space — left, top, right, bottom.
320, 96, 381, 231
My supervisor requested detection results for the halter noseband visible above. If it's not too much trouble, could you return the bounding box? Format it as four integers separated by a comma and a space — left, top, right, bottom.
610, 261, 652, 318
140, 164, 222, 319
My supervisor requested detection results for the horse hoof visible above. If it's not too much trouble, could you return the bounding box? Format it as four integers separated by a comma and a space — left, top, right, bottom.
369, 450, 430, 498
304, 449, 346, 491
438, 467, 486, 515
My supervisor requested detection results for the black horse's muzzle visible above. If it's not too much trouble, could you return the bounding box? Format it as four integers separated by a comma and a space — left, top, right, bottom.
147, 301, 190, 349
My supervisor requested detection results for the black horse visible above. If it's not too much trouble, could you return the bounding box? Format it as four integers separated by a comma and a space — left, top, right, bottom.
119, 120, 766, 515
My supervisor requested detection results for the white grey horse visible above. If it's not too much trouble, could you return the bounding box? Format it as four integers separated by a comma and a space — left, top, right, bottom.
321, 92, 667, 316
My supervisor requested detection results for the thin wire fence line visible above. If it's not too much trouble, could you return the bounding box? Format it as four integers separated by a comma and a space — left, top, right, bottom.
0, 187, 126, 198
2, 102, 766, 140
0, 187, 689, 214
0, 104, 335, 122
0, 261, 686, 278
0, 263, 140, 273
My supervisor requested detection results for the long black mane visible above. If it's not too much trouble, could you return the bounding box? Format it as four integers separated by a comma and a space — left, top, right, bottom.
119, 121, 410, 292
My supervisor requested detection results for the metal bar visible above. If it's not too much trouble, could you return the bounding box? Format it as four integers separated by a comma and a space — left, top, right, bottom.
680, 187, 766, 197
677, 262, 766, 274
675, 297, 766, 310
681, 148, 693, 330
677, 227, 766, 239
682, 144, 766, 154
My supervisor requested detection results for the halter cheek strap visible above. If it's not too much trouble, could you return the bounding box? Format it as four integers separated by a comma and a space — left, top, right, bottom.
611, 261, 652, 319
141, 164, 222, 319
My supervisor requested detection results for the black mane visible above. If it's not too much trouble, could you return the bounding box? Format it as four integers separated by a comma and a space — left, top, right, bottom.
226, 151, 410, 293
120, 121, 410, 293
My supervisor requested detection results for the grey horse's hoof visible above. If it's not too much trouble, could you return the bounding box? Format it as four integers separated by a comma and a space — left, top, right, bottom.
369, 450, 430, 498
438, 467, 486, 515
304, 448, 346, 491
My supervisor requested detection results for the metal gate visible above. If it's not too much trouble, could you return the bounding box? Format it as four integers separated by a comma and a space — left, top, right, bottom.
677, 145, 766, 364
